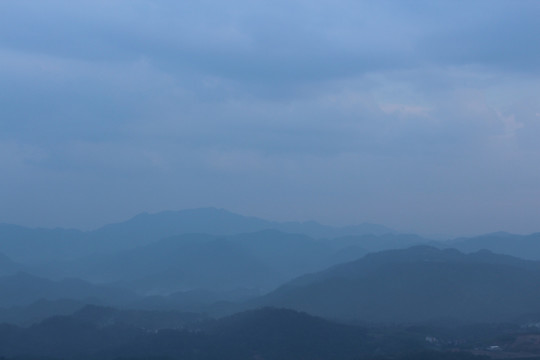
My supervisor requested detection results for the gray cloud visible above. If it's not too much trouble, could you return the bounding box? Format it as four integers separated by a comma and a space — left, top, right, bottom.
1, 1, 539, 236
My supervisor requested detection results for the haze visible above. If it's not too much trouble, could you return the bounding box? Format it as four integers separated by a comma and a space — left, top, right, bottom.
1, 1, 539, 237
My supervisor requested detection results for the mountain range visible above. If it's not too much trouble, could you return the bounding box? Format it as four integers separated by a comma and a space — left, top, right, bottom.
253, 246, 540, 323
0, 208, 395, 264
29, 230, 426, 295
1, 208, 540, 326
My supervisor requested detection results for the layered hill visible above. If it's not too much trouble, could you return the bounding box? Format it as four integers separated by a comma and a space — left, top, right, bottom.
254, 246, 540, 323
0, 208, 395, 264
448, 232, 540, 260
0, 272, 136, 308
34, 230, 424, 295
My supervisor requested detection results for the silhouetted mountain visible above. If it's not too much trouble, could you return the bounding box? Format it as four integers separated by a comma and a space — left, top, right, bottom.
254, 246, 540, 323
97, 208, 395, 241
0, 307, 441, 360
204, 307, 377, 359
87, 208, 271, 250
0, 272, 136, 307
0, 208, 395, 264
448, 232, 540, 260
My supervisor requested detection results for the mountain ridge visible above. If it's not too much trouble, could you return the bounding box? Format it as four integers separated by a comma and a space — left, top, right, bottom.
0, 208, 396, 264
252, 246, 540, 323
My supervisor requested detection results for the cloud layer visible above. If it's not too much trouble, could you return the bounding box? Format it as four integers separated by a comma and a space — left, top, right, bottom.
1, 0, 539, 236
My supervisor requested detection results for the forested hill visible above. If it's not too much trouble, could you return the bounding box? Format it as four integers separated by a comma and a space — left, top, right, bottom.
254, 246, 540, 323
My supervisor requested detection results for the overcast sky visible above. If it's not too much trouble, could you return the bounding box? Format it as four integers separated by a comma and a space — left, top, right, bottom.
1, 0, 539, 237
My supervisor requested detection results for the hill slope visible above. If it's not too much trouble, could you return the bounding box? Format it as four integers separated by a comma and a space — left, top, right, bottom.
254, 246, 540, 323
0, 307, 432, 360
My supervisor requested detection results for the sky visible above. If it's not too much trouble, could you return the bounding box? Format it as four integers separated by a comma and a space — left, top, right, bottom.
1, 0, 540, 237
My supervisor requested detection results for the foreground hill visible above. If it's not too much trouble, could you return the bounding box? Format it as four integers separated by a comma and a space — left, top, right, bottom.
0, 307, 463, 360
203, 308, 377, 359
253, 246, 540, 323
